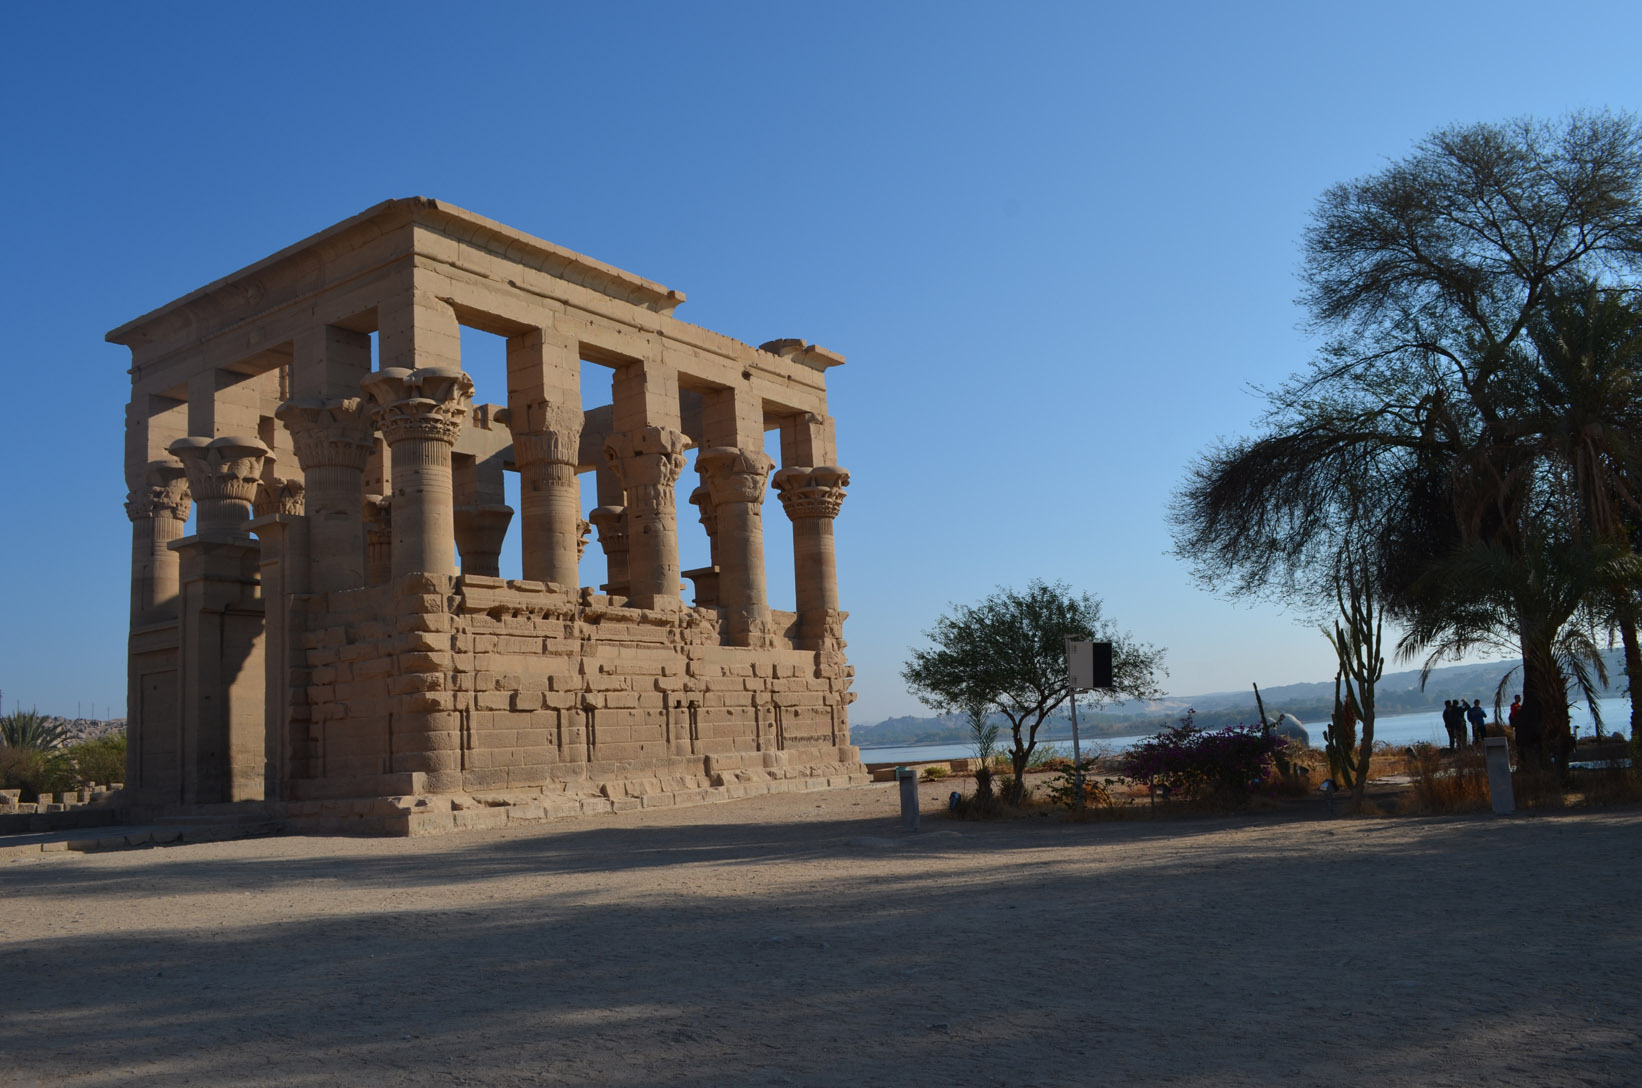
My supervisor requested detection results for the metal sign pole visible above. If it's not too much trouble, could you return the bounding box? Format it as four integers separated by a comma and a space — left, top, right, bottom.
1066, 638, 1084, 810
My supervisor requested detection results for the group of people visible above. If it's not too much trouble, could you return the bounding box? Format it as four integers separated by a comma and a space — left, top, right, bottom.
1441, 696, 1523, 749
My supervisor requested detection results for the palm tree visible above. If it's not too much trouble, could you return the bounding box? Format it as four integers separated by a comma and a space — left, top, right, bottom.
0, 708, 68, 751
1515, 284, 1642, 743
1399, 532, 1627, 772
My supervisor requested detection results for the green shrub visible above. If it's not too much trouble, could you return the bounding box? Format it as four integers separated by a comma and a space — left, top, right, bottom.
0, 746, 63, 802
920, 764, 949, 780
61, 733, 126, 788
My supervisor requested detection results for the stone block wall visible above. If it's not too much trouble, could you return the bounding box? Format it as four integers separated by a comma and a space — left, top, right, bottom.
281, 573, 863, 833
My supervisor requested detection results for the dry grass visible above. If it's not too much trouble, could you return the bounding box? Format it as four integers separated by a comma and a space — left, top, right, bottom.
1566, 764, 1642, 807
1398, 746, 1492, 815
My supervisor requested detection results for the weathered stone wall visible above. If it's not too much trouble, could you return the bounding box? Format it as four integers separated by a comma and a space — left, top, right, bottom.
279, 574, 862, 834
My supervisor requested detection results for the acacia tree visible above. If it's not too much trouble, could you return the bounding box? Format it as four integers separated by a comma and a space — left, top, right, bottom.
1172, 112, 1642, 768
901, 580, 1165, 805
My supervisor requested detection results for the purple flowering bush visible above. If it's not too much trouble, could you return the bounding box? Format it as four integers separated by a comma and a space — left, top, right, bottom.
1117, 709, 1283, 805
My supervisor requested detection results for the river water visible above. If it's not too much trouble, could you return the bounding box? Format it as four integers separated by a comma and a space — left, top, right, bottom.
857, 695, 1636, 765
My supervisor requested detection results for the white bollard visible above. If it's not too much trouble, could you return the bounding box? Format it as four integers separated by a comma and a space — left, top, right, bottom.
896, 766, 920, 832
1484, 736, 1515, 815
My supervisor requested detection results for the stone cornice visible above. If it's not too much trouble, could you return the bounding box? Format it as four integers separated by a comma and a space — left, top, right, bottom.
106, 197, 683, 355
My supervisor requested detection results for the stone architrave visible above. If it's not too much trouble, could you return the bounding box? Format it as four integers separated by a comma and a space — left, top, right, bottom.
697, 447, 775, 646
773, 465, 850, 648
125, 458, 191, 622
588, 505, 630, 596
362, 367, 473, 581
604, 426, 689, 609
276, 396, 373, 593
169, 436, 272, 537
513, 402, 584, 588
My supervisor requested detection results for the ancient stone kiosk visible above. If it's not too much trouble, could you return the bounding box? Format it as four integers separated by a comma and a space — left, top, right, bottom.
110, 198, 864, 834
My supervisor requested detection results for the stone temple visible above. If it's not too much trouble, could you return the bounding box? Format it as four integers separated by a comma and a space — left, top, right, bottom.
108, 198, 865, 834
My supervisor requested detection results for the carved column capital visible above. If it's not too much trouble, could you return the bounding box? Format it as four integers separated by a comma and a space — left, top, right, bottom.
688, 484, 718, 538
362, 367, 473, 446
773, 465, 850, 520
604, 426, 688, 490
454, 504, 515, 578
276, 396, 373, 471
588, 505, 629, 552
254, 477, 306, 518
512, 403, 585, 467
696, 447, 774, 506
363, 496, 392, 586
576, 518, 592, 561
169, 436, 272, 532
126, 459, 191, 523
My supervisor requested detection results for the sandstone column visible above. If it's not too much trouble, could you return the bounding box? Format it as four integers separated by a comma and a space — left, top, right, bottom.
588, 505, 630, 595
126, 458, 191, 623
507, 328, 584, 589
514, 405, 584, 587
276, 397, 373, 593
773, 466, 850, 649
683, 484, 721, 607
362, 367, 473, 581
168, 435, 273, 804
604, 426, 688, 609
697, 447, 775, 645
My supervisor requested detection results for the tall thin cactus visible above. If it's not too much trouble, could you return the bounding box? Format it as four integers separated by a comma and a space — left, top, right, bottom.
1322, 554, 1384, 805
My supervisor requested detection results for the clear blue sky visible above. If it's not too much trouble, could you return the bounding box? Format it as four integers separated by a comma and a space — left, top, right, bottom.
1, 1, 1637, 722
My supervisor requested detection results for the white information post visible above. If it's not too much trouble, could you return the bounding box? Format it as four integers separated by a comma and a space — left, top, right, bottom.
1064, 639, 1114, 806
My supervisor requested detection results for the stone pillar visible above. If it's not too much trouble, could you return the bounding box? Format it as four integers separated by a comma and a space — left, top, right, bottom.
168, 435, 272, 804
169, 436, 272, 536
589, 505, 630, 596
773, 466, 850, 649
276, 397, 373, 593
362, 367, 473, 581
514, 404, 584, 588
125, 459, 191, 623
697, 447, 775, 646
604, 426, 688, 609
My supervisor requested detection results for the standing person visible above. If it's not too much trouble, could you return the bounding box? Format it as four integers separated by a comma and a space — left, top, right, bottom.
1467, 699, 1487, 746
1441, 700, 1464, 750
1508, 694, 1522, 734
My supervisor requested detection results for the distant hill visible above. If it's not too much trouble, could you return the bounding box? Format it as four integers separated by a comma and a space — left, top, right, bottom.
853, 649, 1629, 747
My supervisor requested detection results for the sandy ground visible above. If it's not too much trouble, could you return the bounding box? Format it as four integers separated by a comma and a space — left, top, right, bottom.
1, 776, 1639, 1088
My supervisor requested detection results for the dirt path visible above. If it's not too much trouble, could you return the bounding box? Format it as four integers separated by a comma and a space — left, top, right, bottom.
2, 778, 1637, 1087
